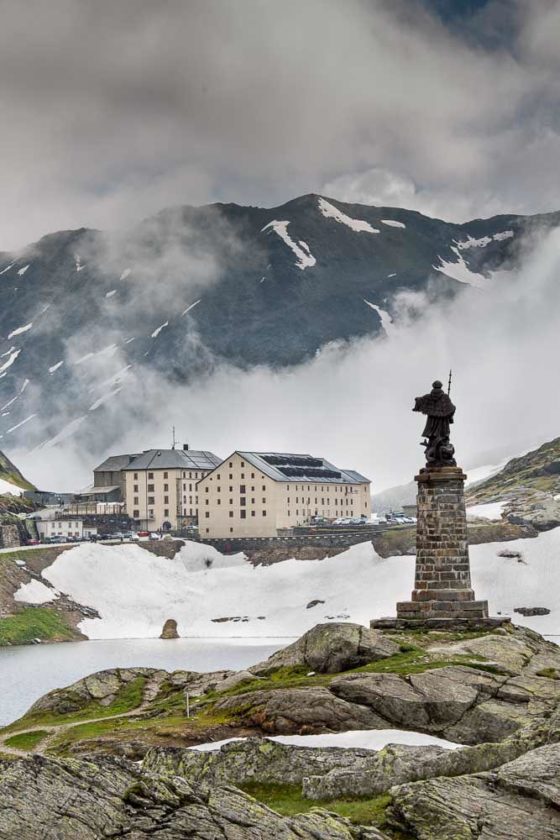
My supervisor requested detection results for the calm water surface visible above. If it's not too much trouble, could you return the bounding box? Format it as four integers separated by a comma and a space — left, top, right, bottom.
0, 636, 294, 727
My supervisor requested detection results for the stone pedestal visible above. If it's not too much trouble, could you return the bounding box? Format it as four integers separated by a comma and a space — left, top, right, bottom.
371, 465, 509, 630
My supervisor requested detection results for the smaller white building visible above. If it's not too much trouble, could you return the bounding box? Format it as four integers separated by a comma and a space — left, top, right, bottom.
28, 508, 88, 541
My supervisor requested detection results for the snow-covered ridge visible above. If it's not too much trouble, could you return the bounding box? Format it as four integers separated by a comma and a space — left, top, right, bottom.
318, 198, 380, 234
261, 220, 316, 269
7, 322, 32, 340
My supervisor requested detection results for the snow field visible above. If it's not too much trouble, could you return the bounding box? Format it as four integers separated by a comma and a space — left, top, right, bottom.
15, 528, 560, 639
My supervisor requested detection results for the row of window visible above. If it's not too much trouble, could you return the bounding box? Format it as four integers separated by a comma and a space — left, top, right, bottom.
204, 484, 266, 493
132, 470, 206, 481
202, 510, 267, 519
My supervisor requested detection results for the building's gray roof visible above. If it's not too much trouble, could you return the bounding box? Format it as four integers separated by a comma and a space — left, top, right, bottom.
231, 452, 371, 485
94, 454, 140, 472
123, 449, 222, 472
78, 485, 120, 496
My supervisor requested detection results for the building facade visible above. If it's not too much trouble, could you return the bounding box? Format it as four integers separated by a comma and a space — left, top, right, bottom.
196, 452, 371, 538
122, 447, 222, 530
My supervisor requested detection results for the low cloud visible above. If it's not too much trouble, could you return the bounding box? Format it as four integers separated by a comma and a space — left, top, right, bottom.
14, 225, 560, 494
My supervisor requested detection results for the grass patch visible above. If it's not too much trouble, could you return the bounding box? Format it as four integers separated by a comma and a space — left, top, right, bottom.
4, 675, 147, 734
0, 608, 77, 646
4, 730, 49, 750
240, 783, 408, 835
536, 667, 560, 680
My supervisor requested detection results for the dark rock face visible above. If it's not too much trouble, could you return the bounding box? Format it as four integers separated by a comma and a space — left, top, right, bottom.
250, 622, 400, 675
0, 754, 384, 839
160, 618, 179, 638
514, 606, 550, 616
0, 194, 549, 453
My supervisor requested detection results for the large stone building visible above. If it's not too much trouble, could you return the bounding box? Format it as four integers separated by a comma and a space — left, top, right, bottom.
196, 451, 371, 538
122, 447, 222, 530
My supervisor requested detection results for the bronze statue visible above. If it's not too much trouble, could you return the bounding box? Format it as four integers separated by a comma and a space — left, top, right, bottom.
413, 379, 456, 467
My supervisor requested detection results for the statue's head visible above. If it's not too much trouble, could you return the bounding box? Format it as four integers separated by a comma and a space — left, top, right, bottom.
432, 380, 443, 390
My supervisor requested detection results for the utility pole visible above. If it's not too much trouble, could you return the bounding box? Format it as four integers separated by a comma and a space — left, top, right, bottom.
447, 369, 453, 396
171, 426, 177, 449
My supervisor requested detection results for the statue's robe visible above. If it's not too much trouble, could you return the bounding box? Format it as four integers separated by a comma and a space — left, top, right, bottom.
413, 391, 455, 440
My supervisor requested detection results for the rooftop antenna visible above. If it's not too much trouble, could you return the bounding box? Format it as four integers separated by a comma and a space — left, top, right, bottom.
447, 369, 453, 396
171, 426, 177, 450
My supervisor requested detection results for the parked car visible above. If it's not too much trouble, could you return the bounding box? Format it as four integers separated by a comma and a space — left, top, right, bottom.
25, 538, 40, 546
333, 517, 352, 525
137, 530, 150, 537
149, 532, 162, 540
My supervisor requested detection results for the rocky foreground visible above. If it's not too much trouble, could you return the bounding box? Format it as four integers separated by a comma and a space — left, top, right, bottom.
1, 622, 560, 838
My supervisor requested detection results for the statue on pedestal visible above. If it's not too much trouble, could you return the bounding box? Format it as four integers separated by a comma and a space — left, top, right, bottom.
413, 379, 456, 467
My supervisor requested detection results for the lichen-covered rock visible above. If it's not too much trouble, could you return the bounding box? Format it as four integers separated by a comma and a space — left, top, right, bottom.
388, 743, 560, 839
250, 623, 399, 675
28, 668, 156, 715
0, 753, 386, 839
144, 737, 387, 788
214, 686, 388, 733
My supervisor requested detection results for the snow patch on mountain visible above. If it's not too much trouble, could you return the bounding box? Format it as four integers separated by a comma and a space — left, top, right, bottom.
381, 219, 406, 229
0, 349, 21, 375
120, 268, 131, 280
14, 579, 57, 603
261, 220, 316, 269
74, 255, 85, 272
48, 361, 64, 374
17, 265, 30, 277
151, 321, 169, 338
363, 300, 395, 334
433, 247, 487, 288
5, 414, 36, 434
89, 386, 123, 411
457, 231, 514, 250
0, 476, 24, 496
7, 322, 32, 339
182, 300, 201, 316
0, 263, 15, 275
467, 501, 508, 520
34, 415, 86, 450
318, 198, 380, 234
105, 290, 117, 298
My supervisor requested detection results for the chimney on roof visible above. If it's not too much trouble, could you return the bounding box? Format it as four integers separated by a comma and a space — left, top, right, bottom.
183, 443, 189, 451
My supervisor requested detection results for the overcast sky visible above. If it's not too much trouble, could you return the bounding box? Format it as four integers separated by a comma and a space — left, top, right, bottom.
1, 0, 560, 250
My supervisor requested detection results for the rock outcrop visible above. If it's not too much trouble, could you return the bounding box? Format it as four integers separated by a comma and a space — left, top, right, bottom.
0, 754, 385, 839
160, 618, 179, 638
250, 623, 400, 675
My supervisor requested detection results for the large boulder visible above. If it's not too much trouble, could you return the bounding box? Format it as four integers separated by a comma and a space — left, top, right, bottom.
389, 743, 560, 839
28, 668, 157, 715
214, 686, 388, 733
250, 623, 399, 675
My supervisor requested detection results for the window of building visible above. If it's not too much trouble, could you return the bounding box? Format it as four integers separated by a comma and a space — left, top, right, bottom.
217, 486, 221, 492
229, 485, 233, 492
240, 461, 245, 467
251, 498, 255, 504
133, 510, 139, 519
217, 473, 220, 479
148, 509, 154, 518
205, 499, 209, 505
240, 510, 246, 519
288, 510, 290, 516
229, 473, 233, 479
217, 499, 221, 505
229, 498, 233, 505
134, 496, 139, 505
240, 497, 246, 506
240, 484, 246, 494
148, 496, 155, 505
251, 472, 255, 478
230, 527, 233, 533
205, 512, 209, 518
251, 510, 255, 517
164, 509, 169, 517
164, 483, 169, 492
262, 485, 266, 491
164, 472, 168, 479
149, 472, 153, 479
148, 483, 154, 492
262, 510, 267, 516
133, 484, 138, 492
229, 511, 234, 518
251, 485, 255, 491
262, 498, 266, 504
205, 486, 209, 492
206, 528, 209, 533
241, 473, 245, 479
229, 462, 233, 467
164, 496, 169, 504
182, 471, 186, 478
134, 472, 138, 479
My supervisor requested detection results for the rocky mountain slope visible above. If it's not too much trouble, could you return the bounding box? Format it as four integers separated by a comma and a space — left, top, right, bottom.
0, 194, 558, 453
466, 436, 560, 529
1, 622, 559, 838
